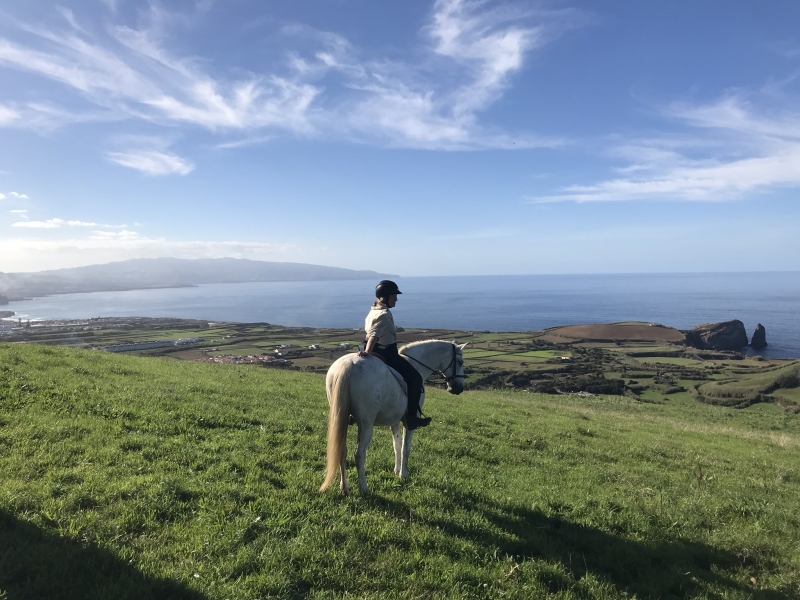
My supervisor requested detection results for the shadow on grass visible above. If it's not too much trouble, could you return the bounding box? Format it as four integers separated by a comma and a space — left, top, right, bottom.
366, 485, 789, 600
0, 510, 206, 600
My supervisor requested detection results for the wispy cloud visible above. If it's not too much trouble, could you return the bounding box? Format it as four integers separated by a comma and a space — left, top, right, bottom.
13, 218, 63, 228
534, 95, 800, 202
428, 0, 542, 116
0, 105, 19, 125
9, 209, 27, 214
306, 0, 575, 149
0, 1, 577, 151
106, 148, 194, 175
9, 192, 29, 199
12, 218, 102, 228
89, 229, 142, 240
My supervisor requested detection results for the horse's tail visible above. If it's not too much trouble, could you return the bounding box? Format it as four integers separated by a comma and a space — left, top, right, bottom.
320, 362, 352, 493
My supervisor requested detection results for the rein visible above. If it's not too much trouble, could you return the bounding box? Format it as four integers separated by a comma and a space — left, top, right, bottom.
400, 343, 465, 384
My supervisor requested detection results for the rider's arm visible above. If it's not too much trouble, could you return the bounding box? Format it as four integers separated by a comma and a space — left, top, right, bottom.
358, 335, 378, 357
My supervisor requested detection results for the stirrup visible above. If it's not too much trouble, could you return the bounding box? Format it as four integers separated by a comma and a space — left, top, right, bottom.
407, 414, 431, 430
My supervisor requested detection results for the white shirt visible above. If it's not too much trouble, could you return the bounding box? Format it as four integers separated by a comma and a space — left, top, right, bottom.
364, 305, 396, 346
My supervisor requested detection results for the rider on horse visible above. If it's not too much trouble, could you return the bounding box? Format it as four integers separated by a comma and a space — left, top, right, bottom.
357, 280, 431, 430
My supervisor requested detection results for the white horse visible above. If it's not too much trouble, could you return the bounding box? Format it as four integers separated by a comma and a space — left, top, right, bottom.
320, 340, 466, 495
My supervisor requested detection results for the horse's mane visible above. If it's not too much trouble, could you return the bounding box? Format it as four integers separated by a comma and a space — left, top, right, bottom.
399, 339, 452, 352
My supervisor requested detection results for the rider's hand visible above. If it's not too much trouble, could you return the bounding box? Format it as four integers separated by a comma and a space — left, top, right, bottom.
357, 351, 368, 357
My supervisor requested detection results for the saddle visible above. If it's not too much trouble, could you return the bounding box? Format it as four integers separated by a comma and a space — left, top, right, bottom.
368, 353, 407, 395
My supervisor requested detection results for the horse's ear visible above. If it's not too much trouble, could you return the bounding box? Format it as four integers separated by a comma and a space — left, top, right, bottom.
458, 342, 469, 350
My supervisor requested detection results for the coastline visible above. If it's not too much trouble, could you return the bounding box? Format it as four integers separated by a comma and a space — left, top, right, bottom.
2, 273, 798, 359
3, 316, 798, 411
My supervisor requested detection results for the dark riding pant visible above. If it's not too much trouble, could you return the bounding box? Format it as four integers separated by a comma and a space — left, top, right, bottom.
373, 343, 424, 419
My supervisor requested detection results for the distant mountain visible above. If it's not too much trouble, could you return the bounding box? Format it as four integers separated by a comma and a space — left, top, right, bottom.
0, 258, 394, 300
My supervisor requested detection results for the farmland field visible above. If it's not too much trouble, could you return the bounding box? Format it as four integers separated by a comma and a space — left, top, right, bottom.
1, 343, 799, 599
5, 317, 800, 411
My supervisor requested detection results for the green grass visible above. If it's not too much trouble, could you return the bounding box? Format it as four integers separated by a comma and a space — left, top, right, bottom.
206, 347, 265, 357
518, 350, 565, 358
493, 354, 550, 363
1, 343, 799, 599
462, 350, 506, 358
636, 357, 706, 367
696, 363, 800, 406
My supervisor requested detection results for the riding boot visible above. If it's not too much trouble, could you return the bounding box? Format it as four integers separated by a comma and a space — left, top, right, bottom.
406, 391, 431, 430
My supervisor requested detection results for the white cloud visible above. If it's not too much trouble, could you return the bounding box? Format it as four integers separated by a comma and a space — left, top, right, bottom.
427, 0, 541, 116
9, 209, 27, 214
0, 1, 576, 150
0, 193, 5, 200
535, 95, 800, 202
0, 105, 19, 125
90, 229, 142, 240
106, 149, 194, 175
0, 233, 294, 272
9, 192, 29, 199
13, 218, 64, 228
310, 0, 571, 149
12, 217, 104, 228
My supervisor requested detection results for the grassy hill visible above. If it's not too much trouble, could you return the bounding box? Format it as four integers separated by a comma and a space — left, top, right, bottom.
1, 343, 799, 599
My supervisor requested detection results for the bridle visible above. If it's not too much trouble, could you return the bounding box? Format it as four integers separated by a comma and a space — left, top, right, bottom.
400, 343, 465, 385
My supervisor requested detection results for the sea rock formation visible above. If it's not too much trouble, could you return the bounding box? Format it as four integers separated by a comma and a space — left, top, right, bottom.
750, 323, 767, 349
685, 320, 749, 351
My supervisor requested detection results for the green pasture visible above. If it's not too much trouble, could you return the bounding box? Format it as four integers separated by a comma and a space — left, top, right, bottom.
462, 350, 505, 359
623, 348, 684, 356
462, 333, 531, 344
697, 363, 800, 401
493, 354, 550, 363
774, 388, 800, 403
603, 344, 675, 350
102, 329, 209, 342
205, 348, 265, 357
636, 357, 706, 367
1, 343, 799, 599
518, 350, 565, 358
252, 340, 313, 349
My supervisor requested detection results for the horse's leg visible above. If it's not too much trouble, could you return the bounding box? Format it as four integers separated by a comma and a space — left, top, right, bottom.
354, 423, 374, 495
400, 388, 425, 478
339, 438, 350, 496
390, 423, 403, 476
400, 427, 414, 479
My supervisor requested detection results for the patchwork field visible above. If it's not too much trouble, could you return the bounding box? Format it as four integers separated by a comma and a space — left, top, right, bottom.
5, 317, 799, 413
540, 323, 686, 343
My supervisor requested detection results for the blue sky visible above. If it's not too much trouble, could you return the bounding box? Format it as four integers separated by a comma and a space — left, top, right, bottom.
1, 0, 799, 275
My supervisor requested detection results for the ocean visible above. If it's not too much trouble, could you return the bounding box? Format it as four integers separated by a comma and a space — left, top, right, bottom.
4, 272, 800, 359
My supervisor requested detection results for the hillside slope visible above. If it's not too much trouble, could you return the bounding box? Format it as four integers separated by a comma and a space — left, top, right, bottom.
1, 343, 798, 599
0, 257, 393, 300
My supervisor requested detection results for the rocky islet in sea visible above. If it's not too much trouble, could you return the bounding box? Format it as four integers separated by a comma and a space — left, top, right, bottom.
751, 323, 768, 349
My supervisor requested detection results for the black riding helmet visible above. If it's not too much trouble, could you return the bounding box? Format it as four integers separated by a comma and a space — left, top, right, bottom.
375, 280, 402, 298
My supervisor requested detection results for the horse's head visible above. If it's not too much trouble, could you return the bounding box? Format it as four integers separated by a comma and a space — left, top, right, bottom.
445, 342, 467, 395
400, 340, 468, 394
